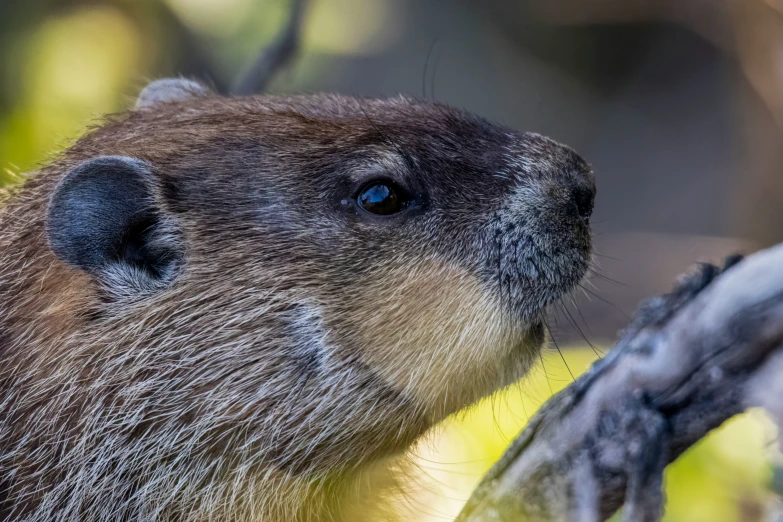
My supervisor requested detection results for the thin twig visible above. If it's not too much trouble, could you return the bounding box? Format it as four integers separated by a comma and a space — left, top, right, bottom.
232, 0, 309, 95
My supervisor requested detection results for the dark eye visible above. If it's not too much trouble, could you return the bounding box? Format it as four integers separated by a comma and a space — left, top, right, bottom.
357, 182, 408, 215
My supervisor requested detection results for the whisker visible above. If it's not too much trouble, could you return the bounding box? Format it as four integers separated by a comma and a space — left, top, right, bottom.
429, 46, 441, 102
422, 38, 439, 100
558, 300, 604, 358
586, 269, 627, 287
356, 100, 410, 168
578, 284, 629, 319
537, 345, 554, 398
591, 253, 620, 261
543, 320, 575, 381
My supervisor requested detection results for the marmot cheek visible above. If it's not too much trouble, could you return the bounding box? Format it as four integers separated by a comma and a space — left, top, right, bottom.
345, 258, 539, 422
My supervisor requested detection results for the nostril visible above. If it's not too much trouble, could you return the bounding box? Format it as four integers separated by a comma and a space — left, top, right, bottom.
572, 182, 595, 220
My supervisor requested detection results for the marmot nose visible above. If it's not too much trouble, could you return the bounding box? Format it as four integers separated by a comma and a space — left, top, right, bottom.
571, 176, 595, 220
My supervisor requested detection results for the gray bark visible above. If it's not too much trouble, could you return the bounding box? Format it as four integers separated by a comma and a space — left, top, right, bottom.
457, 244, 783, 521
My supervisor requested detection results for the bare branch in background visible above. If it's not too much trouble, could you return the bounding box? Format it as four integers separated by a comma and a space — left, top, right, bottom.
232, 0, 308, 95
457, 245, 783, 521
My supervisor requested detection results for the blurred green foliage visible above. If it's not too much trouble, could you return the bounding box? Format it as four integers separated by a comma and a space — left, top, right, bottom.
0, 0, 401, 183
1, 6, 142, 181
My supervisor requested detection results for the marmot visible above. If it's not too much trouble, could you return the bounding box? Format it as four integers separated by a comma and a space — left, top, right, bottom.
0, 79, 595, 521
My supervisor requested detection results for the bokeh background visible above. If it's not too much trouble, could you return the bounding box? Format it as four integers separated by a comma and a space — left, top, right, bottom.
2, 0, 783, 520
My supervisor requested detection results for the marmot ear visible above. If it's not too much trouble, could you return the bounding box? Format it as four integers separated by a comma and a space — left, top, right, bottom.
135, 78, 211, 109
47, 156, 182, 294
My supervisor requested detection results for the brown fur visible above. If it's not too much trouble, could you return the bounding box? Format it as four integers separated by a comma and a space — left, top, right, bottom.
0, 84, 593, 521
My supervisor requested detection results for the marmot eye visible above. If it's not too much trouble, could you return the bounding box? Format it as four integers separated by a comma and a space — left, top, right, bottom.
357, 182, 407, 215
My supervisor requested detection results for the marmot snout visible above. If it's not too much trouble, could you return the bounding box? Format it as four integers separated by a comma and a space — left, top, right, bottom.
0, 79, 594, 521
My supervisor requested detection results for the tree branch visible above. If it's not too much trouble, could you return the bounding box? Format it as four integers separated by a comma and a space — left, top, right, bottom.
232, 0, 309, 95
457, 245, 783, 521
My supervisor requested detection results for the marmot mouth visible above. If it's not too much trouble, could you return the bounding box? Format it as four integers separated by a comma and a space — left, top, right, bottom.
483, 218, 592, 324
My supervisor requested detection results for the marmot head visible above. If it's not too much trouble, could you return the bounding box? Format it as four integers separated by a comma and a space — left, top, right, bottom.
8, 78, 593, 516
46, 78, 593, 428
